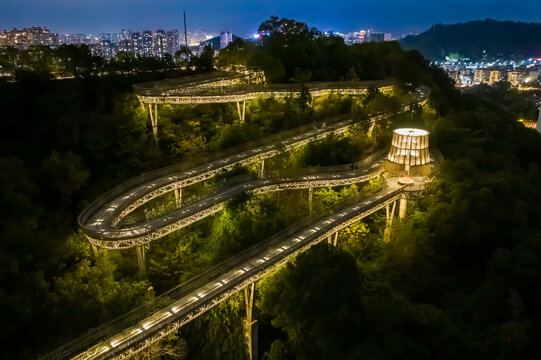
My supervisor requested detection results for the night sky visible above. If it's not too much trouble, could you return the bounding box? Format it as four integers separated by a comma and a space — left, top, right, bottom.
1, 0, 540, 36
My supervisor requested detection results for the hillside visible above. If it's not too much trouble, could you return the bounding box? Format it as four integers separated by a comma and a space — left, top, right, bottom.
400, 19, 541, 60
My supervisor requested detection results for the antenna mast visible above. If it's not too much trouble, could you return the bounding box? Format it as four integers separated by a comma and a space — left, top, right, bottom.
183, 10, 189, 64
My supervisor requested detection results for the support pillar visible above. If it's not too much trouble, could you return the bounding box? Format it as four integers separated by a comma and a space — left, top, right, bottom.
136, 246, 146, 273
327, 232, 338, 247
91, 244, 99, 257
174, 187, 183, 208
148, 104, 158, 143
399, 194, 408, 219
244, 283, 258, 360
384, 200, 397, 243
237, 101, 246, 123
367, 120, 376, 137
308, 185, 313, 216
259, 159, 265, 178
237, 101, 242, 122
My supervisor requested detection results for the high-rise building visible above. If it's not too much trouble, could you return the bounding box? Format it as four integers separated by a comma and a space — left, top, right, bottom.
488, 70, 501, 84
91, 40, 116, 60
132, 32, 142, 56
0, 27, 58, 48
141, 30, 153, 57
153, 30, 167, 57
220, 31, 233, 50
359, 30, 367, 43
474, 69, 489, 84
166, 30, 180, 55
507, 71, 520, 86
121, 29, 132, 41
118, 39, 134, 53
367, 32, 384, 42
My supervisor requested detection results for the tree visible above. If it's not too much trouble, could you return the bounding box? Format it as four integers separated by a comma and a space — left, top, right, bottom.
260, 244, 364, 359
191, 45, 214, 71
175, 46, 192, 67
40, 151, 89, 203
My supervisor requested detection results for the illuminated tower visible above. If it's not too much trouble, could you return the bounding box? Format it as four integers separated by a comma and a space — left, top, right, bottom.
385, 128, 431, 176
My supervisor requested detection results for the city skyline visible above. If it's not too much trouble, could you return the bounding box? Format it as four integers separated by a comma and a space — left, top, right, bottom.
1, 0, 541, 37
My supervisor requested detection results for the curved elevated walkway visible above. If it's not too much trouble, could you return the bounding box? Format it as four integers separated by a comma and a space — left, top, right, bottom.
133, 72, 394, 104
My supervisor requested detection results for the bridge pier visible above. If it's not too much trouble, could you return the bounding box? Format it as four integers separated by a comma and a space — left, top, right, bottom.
148, 104, 159, 143
244, 283, 258, 360
260, 159, 265, 178
308, 185, 313, 216
384, 200, 397, 242
367, 120, 376, 137
91, 244, 100, 257
327, 232, 338, 247
236, 101, 246, 123
399, 194, 408, 219
136, 246, 146, 273
174, 187, 183, 208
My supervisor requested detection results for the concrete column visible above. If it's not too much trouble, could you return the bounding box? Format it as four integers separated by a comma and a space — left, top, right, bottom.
174, 187, 182, 208
242, 101, 246, 122
91, 244, 99, 257
136, 246, 146, 273
367, 120, 376, 137
236, 101, 243, 122
399, 194, 408, 219
244, 283, 258, 360
308, 185, 313, 216
260, 159, 265, 178
333, 232, 338, 247
384, 200, 397, 243
148, 104, 158, 143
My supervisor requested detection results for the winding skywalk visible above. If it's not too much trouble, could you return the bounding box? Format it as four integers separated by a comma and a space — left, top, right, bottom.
47, 177, 426, 360
79, 111, 408, 251
45, 86, 431, 360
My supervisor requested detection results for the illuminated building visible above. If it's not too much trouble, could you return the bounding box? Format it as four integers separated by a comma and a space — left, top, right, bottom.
473, 69, 489, 84
153, 30, 167, 58
0, 27, 58, 48
118, 39, 134, 53
90, 40, 116, 60
359, 30, 366, 43
141, 30, 153, 57
507, 71, 520, 86
488, 70, 501, 84
385, 128, 431, 176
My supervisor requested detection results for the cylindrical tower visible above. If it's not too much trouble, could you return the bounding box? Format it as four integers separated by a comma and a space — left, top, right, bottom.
384, 128, 430, 176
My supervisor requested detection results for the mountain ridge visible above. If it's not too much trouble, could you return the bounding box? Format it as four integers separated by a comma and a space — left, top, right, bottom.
399, 19, 541, 60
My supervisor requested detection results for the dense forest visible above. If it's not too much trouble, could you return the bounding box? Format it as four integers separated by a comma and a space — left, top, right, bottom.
400, 19, 541, 60
1, 16, 541, 360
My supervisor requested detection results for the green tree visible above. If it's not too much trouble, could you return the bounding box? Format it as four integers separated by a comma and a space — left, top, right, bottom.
260, 244, 364, 359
